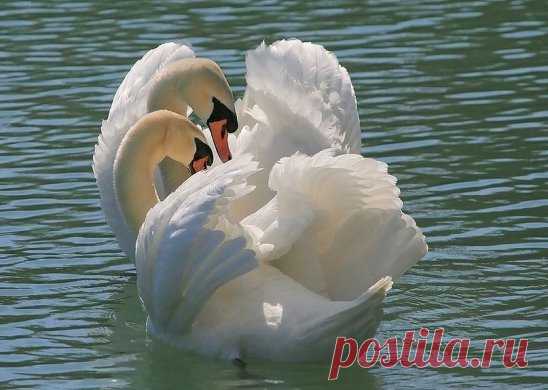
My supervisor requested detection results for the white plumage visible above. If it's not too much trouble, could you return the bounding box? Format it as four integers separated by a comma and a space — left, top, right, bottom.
93, 42, 195, 257
93, 39, 427, 361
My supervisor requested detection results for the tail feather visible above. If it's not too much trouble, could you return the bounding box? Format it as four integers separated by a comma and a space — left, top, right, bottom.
294, 277, 393, 354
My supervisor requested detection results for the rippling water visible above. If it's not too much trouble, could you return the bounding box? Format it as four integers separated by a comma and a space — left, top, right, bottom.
1, 0, 547, 388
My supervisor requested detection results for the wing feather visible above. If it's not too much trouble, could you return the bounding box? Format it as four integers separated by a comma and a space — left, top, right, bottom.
236, 39, 361, 159
231, 39, 362, 220
244, 149, 427, 299
136, 155, 260, 335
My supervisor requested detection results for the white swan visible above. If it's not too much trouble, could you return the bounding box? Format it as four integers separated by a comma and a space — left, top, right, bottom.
94, 44, 238, 258
93, 40, 428, 361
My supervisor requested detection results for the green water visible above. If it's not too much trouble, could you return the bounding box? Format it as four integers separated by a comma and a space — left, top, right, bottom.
1, 1, 547, 388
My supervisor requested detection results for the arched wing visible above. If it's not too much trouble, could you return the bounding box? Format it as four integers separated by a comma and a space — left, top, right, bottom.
135, 155, 260, 335
93, 42, 195, 257
242, 149, 427, 300
235, 39, 361, 161
230, 39, 362, 220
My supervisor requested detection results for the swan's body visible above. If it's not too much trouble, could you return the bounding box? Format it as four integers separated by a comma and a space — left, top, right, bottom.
93, 40, 427, 361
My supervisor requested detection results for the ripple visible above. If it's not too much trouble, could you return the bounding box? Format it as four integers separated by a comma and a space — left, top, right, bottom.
1, 0, 547, 388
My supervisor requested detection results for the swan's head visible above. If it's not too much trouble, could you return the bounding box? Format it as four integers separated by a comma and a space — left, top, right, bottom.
148, 58, 238, 163
190, 59, 237, 164
164, 115, 213, 174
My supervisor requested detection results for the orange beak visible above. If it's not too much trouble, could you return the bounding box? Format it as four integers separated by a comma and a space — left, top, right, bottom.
208, 119, 232, 162
190, 156, 209, 174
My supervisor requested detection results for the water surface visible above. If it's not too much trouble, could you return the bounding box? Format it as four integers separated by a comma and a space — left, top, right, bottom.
1, 0, 547, 388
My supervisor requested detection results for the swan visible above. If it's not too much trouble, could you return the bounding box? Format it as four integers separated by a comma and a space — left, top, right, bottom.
93, 40, 428, 361
94, 44, 238, 258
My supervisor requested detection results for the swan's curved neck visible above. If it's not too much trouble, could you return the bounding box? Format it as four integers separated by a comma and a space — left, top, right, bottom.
147, 58, 233, 121
114, 110, 199, 236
